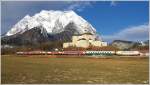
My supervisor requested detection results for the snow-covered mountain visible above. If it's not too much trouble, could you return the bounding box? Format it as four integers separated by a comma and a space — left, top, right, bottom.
6, 10, 96, 36
2, 10, 100, 46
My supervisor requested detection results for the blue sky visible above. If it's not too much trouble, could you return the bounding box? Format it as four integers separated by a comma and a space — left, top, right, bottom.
1, 1, 149, 42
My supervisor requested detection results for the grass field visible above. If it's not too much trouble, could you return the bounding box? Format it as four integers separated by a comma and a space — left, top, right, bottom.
1, 55, 149, 84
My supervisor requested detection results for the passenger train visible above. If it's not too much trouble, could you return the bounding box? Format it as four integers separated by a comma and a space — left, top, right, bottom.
16, 51, 140, 56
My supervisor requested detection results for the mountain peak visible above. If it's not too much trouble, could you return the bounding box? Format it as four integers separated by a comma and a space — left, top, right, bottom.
40, 10, 75, 13
5, 10, 96, 36
24, 14, 31, 19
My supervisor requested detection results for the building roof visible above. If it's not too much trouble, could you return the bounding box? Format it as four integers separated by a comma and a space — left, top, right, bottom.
78, 38, 87, 41
82, 32, 93, 35
73, 32, 93, 36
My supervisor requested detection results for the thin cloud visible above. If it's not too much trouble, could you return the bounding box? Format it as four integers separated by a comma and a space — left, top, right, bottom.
110, 1, 117, 6
102, 23, 149, 42
66, 2, 92, 12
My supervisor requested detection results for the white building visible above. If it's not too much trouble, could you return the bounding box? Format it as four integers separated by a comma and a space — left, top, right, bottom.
63, 33, 107, 48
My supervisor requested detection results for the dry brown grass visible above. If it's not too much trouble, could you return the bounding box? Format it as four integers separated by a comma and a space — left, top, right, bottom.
1, 55, 149, 84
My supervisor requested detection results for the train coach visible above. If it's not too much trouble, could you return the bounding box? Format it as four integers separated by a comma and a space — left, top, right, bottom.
85, 51, 115, 56
62, 51, 85, 55
116, 51, 140, 56
16, 51, 47, 55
